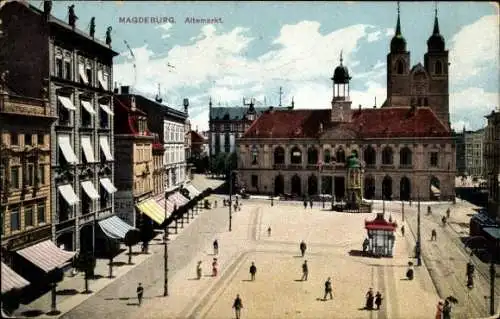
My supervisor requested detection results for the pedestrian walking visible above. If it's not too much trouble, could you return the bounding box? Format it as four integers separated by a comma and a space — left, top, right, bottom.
362, 238, 369, 253
267, 226, 271, 237
212, 258, 218, 277
466, 261, 475, 288
446, 208, 450, 219
249, 262, 257, 281
442, 299, 452, 319
431, 229, 437, 241
233, 294, 243, 319
435, 300, 444, 319
136, 283, 144, 306
427, 206, 432, 215
300, 240, 307, 257
401, 225, 405, 236
213, 239, 219, 255
214, 200, 217, 208
303, 198, 307, 209
323, 277, 333, 300
365, 288, 374, 310
196, 261, 202, 280
375, 291, 383, 310
309, 199, 313, 208
301, 260, 308, 281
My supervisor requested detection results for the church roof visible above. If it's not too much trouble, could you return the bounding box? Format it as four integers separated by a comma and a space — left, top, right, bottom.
242, 107, 450, 139
210, 106, 288, 121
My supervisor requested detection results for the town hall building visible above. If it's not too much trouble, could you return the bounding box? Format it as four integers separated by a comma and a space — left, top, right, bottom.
236, 7, 455, 202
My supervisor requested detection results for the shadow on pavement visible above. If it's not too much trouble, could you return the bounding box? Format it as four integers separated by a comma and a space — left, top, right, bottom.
294, 279, 303, 282
293, 255, 304, 258
92, 274, 105, 280
46, 310, 62, 316
56, 289, 79, 296
109, 261, 128, 267
20, 310, 45, 317
188, 278, 201, 280
241, 279, 253, 282
348, 250, 370, 257
126, 303, 139, 306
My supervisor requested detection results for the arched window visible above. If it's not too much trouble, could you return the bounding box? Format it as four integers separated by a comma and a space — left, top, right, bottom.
324, 149, 331, 163
382, 146, 393, 165
336, 148, 345, 163
363, 146, 376, 166
251, 145, 258, 165
397, 60, 404, 74
307, 147, 318, 165
435, 61, 442, 75
290, 147, 302, 164
399, 147, 412, 166
274, 147, 285, 165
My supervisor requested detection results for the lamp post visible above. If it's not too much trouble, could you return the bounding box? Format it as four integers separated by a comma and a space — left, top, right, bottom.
416, 189, 422, 266
402, 201, 405, 222
163, 191, 169, 297
229, 170, 233, 232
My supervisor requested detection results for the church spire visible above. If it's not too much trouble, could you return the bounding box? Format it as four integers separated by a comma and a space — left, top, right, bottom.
395, 1, 402, 36
432, 1, 440, 35
339, 50, 343, 66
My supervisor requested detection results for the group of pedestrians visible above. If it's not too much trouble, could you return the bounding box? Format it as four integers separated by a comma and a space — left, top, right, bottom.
365, 288, 383, 310
303, 198, 314, 209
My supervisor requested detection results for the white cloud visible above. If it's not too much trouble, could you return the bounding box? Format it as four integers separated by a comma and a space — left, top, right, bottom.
385, 28, 394, 37
366, 30, 382, 42
449, 15, 499, 86
156, 23, 173, 39
449, 87, 498, 130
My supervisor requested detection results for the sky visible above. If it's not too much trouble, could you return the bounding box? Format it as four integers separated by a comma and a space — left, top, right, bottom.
29, 1, 499, 132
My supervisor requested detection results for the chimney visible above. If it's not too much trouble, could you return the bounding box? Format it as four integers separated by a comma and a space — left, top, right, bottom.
121, 86, 130, 95
183, 98, 189, 114
358, 104, 361, 110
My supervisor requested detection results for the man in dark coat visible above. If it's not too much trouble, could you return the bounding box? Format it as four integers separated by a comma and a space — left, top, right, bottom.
213, 239, 219, 255
233, 294, 243, 319
300, 240, 307, 257
323, 277, 333, 300
249, 262, 257, 281
301, 260, 308, 281
136, 283, 144, 306
375, 291, 383, 310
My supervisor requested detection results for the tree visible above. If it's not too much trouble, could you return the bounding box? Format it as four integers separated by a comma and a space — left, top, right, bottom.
124, 229, 141, 264
74, 251, 96, 294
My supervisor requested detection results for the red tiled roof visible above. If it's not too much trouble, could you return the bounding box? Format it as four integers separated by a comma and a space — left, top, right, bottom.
190, 130, 206, 144
242, 107, 450, 139
114, 96, 153, 136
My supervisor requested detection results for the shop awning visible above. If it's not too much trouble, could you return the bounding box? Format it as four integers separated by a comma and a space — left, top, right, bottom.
81, 136, 96, 163
16, 240, 76, 273
431, 185, 440, 195
185, 184, 201, 198
58, 184, 80, 206
136, 198, 167, 225
100, 178, 117, 194
80, 100, 96, 114
1, 262, 30, 294
58, 135, 78, 164
97, 70, 108, 91
81, 181, 100, 200
98, 215, 135, 240
99, 104, 114, 116
57, 96, 76, 111
169, 192, 189, 207
79, 64, 89, 84
99, 136, 114, 161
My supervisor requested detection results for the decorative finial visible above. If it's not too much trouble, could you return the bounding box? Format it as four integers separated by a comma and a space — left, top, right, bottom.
340, 50, 343, 65
435, 1, 438, 17
432, 1, 441, 35
397, 1, 400, 15
395, 2, 402, 36
291, 96, 295, 109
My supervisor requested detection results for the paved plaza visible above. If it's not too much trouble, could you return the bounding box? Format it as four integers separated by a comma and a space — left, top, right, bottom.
14, 186, 500, 319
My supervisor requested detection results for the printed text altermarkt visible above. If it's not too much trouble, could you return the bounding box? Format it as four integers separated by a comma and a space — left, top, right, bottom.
185, 17, 223, 24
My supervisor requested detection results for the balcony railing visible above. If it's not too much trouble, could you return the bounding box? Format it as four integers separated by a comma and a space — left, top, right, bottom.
273, 163, 286, 170
288, 164, 303, 170
399, 164, 413, 169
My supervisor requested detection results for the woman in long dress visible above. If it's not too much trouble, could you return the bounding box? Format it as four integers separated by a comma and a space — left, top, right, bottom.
365, 288, 374, 310
435, 300, 444, 319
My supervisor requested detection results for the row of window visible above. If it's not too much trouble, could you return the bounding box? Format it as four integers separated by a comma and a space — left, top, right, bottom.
165, 122, 185, 143
394, 60, 447, 75
2, 133, 46, 147
2, 201, 46, 233
1, 164, 47, 190
134, 177, 151, 195
59, 183, 112, 221
54, 55, 110, 91
135, 144, 152, 163
164, 145, 185, 164
250, 146, 440, 167
57, 134, 113, 166
58, 96, 112, 129
210, 123, 250, 132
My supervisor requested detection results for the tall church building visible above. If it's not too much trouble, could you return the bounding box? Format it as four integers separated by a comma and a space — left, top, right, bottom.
236, 5, 455, 202
383, 5, 450, 129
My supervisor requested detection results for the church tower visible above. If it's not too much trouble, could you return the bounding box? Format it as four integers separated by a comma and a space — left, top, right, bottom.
331, 52, 352, 122
385, 2, 411, 107
424, 4, 450, 128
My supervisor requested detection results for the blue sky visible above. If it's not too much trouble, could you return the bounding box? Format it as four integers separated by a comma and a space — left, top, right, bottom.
30, 1, 499, 131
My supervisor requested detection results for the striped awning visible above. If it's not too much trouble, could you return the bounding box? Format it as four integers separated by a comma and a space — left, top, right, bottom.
1, 262, 30, 294
98, 215, 136, 240
16, 240, 76, 273
155, 195, 176, 215
136, 198, 167, 225
169, 192, 189, 207
185, 184, 201, 198
431, 185, 440, 194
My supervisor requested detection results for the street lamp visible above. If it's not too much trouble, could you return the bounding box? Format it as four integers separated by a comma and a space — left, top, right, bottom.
163, 191, 169, 297
228, 170, 233, 232
416, 189, 422, 266
402, 201, 405, 222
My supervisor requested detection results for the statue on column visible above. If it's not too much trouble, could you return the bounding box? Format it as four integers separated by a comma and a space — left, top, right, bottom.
43, 1, 52, 17
105, 26, 112, 47
68, 5, 78, 28
89, 17, 96, 38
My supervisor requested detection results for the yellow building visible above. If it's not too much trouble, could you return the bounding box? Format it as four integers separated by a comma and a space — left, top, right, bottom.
113, 95, 154, 227
0, 82, 56, 266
